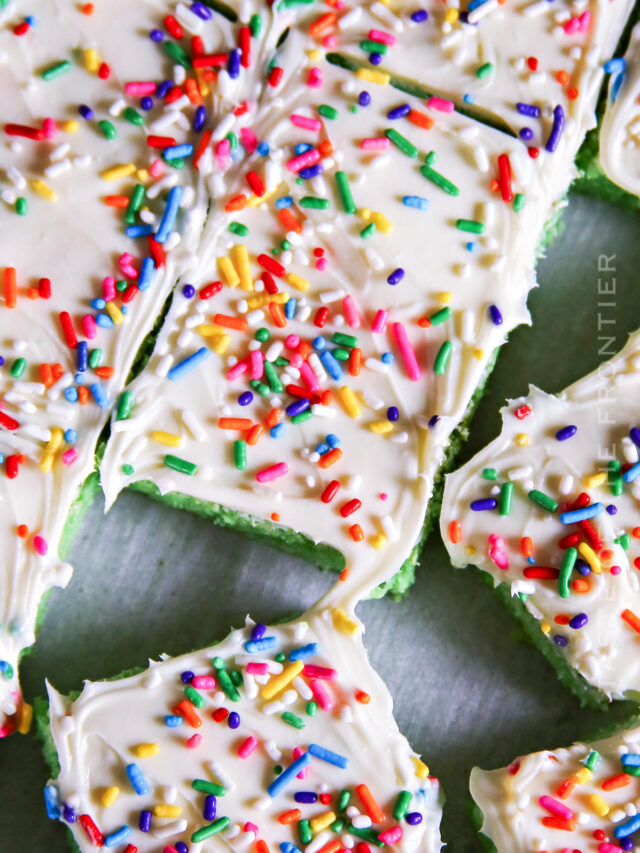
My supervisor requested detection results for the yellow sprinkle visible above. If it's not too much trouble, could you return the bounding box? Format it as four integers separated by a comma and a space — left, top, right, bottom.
412, 756, 430, 779
473, 348, 484, 360
31, 180, 57, 202
105, 301, 124, 325
17, 701, 32, 735
359, 208, 372, 221
338, 386, 361, 419
439, 292, 452, 304
101, 786, 120, 808
245, 291, 289, 311
286, 273, 309, 292
587, 794, 609, 817
371, 533, 387, 550
573, 767, 591, 784
464, 544, 477, 556
150, 431, 183, 448
515, 433, 529, 447
195, 69, 210, 97
578, 541, 601, 574
134, 743, 159, 758
232, 244, 253, 291
308, 48, 322, 61
310, 812, 336, 833
262, 661, 304, 700
445, 7, 459, 22
370, 420, 393, 434
210, 334, 231, 355
246, 187, 278, 208
84, 48, 99, 73
61, 119, 79, 134
540, 622, 551, 635
371, 212, 393, 234
40, 426, 64, 473
332, 607, 360, 635
584, 472, 607, 489
101, 163, 137, 182
356, 68, 390, 85
218, 256, 239, 288
153, 804, 182, 818
136, 169, 149, 182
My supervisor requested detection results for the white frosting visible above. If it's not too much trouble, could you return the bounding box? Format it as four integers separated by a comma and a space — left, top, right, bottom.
471, 723, 640, 852
441, 329, 640, 699
47, 606, 443, 852
600, 22, 640, 196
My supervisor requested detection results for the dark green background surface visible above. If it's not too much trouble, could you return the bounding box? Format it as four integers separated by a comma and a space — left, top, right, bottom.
3, 192, 640, 851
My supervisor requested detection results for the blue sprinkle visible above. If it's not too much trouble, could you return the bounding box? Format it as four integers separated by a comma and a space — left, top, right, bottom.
289, 643, 320, 661
313, 336, 327, 351
193, 105, 207, 132
519, 127, 533, 141
294, 791, 318, 804
227, 48, 241, 78
238, 391, 254, 406
155, 185, 183, 243
553, 635, 568, 648
410, 9, 428, 22
280, 845, 303, 853
126, 763, 148, 796
228, 711, 240, 729
90, 298, 106, 310
622, 753, 640, 766
387, 406, 399, 422
308, 743, 349, 768
615, 813, 640, 839
387, 268, 405, 285
149, 29, 164, 42
516, 102, 540, 118
140, 96, 153, 111
167, 347, 211, 381
611, 70, 625, 102
165, 715, 183, 727
139, 810, 152, 832
555, 424, 577, 441
24, 15, 36, 25
630, 426, 640, 447
78, 104, 93, 120
463, 93, 474, 104
138, 256, 156, 291
64, 387, 78, 403
276, 196, 293, 209
320, 350, 342, 380
90, 383, 109, 408
295, 143, 313, 155
182, 284, 195, 298
624, 461, 640, 482
316, 443, 329, 455
326, 434, 340, 448
381, 352, 394, 364
125, 224, 154, 238
257, 142, 270, 156
95, 313, 114, 328
604, 57, 626, 74
63, 805, 76, 823
77, 341, 88, 372
157, 79, 172, 98
299, 164, 323, 179
268, 753, 313, 797
204, 794, 217, 821
244, 636, 278, 653
270, 423, 285, 438
575, 559, 591, 576
369, 52, 383, 65
191, 1, 213, 20
181, 670, 194, 684
286, 399, 309, 417
428, 415, 440, 428
175, 844, 188, 853
488, 304, 503, 325
64, 429, 76, 443
104, 826, 131, 848
607, 504, 618, 515
74, 373, 85, 385
387, 104, 411, 120
284, 298, 297, 319
358, 91, 371, 106
466, 242, 477, 252
43, 785, 60, 820
470, 498, 497, 511
164, 143, 194, 161
402, 195, 429, 211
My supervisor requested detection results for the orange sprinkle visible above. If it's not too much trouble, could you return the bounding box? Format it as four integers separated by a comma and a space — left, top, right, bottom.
320, 389, 333, 406
309, 12, 336, 35
356, 784, 385, 823
4, 267, 17, 309
417, 317, 430, 328
225, 194, 247, 212
297, 341, 311, 359
27, 288, 39, 300
542, 817, 575, 831
567, 87, 578, 100
554, 615, 570, 625
218, 417, 253, 431
556, 70, 569, 85
247, 424, 263, 446
95, 366, 114, 379
77, 386, 89, 405
318, 139, 333, 157
278, 208, 303, 233
408, 109, 434, 130
269, 301, 287, 328
448, 520, 462, 545
265, 408, 281, 429
213, 313, 248, 331
316, 842, 341, 853
572, 578, 590, 594
556, 778, 575, 799
255, 842, 270, 853
633, 526, 640, 539
339, 567, 350, 582
355, 690, 370, 704
602, 773, 632, 791
319, 448, 342, 469
622, 608, 640, 634
349, 347, 361, 377
490, 178, 500, 193
39, 364, 54, 387
177, 699, 202, 728
600, 549, 614, 561
185, 77, 203, 105
278, 809, 301, 825
271, 512, 280, 522
52, 363, 64, 381
349, 524, 364, 542
520, 536, 533, 557
104, 195, 129, 208
81, 3, 94, 14
17, 524, 28, 538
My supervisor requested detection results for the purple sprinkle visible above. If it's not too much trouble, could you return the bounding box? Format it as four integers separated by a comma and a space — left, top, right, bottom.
228, 711, 240, 729
488, 304, 503, 325
78, 104, 93, 120
299, 164, 323, 179
191, 1, 213, 19
406, 812, 423, 825
387, 104, 411, 120
294, 792, 318, 804
630, 426, 640, 447
251, 623, 266, 641
193, 105, 206, 133
139, 809, 152, 832
410, 9, 428, 22
150, 28, 164, 42
238, 391, 254, 407
182, 284, 195, 299
387, 406, 399, 422
576, 559, 591, 576
228, 48, 241, 79
0, 356, 4, 367
470, 498, 497, 511
428, 414, 440, 429
516, 102, 540, 118
358, 91, 371, 107
569, 612, 588, 630
140, 96, 153, 111
387, 267, 405, 285
606, 504, 618, 515
204, 794, 217, 820
157, 79, 173, 99
63, 805, 76, 823
621, 838, 634, 852
545, 104, 565, 153
369, 52, 383, 65
519, 127, 533, 141
553, 634, 568, 647
181, 670, 194, 684
286, 398, 310, 417
555, 424, 577, 441
176, 844, 189, 853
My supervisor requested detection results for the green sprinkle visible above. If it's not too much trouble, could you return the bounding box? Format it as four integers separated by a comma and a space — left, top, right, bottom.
619, 533, 631, 551
277, 0, 314, 9
429, 307, 451, 326
263, 361, 283, 393
318, 104, 339, 119
335, 171, 356, 214
98, 119, 116, 140
456, 218, 485, 234
273, 765, 283, 775
0, 662, 13, 680
349, 827, 384, 847
274, 357, 289, 367
216, 667, 240, 702
15, 197, 27, 216
281, 240, 290, 251
338, 789, 350, 811
116, 279, 127, 292
384, 127, 418, 159
513, 192, 526, 212
360, 39, 388, 54
192, 779, 226, 797
608, 459, 623, 497
349, 104, 358, 114
41, 60, 72, 81
300, 196, 330, 210
585, 750, 600, 771
292, 410, 313, 425
306, 701, 317, 716
163, 40, 192, 68
433, 340, 452, 375
275, 652, 286, 663
166, 157, 186, 170
88, 348, 102, 369
499, 482, 513, 516
249, 379, 270, 397
627, 765, 640, 777
420, 164, 460, 196
184, 685, 204, 708
255, 328, 270, 343
360, 222, 377, 239
226, 132, 238, 149
163, 454, 198, 476
281, 711, 305, 729
124, 184, 145, 225
122, 107, 143, 126
425, 151, 438, 166
116, 390, 133, 421
299, 820, 312, 845
212, 656, 225, 670
230, 669, 242, 686
229, 221, 249, 236
249, 13, 262, 36
234, 440, 247, 471
333, 347, 350, 361
122, 464, 134, 476
10, 358, 26, 379
481, 468, 498, 480
393, 791, 412, 820
332, 332, 358, 348
330, 819, 345, 833
476, 62, 494, 78
558, 547, 577, 599
191, 817, 230, 843
528, 489, 558, 513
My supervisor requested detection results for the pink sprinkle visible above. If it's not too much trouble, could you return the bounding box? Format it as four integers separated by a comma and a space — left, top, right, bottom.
186, 734, 202, 749
598, 844, 624, 853
371, 309, 388, 334
256, 462, 289, 483
489, 546, 509, 570
300, 361, 320, 393
315, 257, 328, 271
579, 10, 591, 30
539, 795, 573, 821
285, 334, 299, 350
119, 254, 139, 278
361, 137, 390, 151
302, 664, 338, 681
427, 96, 455, 113
238, 736, 258, 758
163, 847, 180, 853
611, 565, 622, 575
240, 127, 257, 153
124, 81, 156, 96
192, 675, 216, 689
227, 358, 249, 381
309, 679, 333, 711
244, 822, 259, 834
250, 350, 264, 380
246, 662, 268, 675
342, 295, 361, 329
42, 118, 56, 140
290, 114, 322, 132
392, 322, 421, 381
322, 35, 337, 49
149, 158, 163, 178
215, 138, 230, 170
286, 149, 320, 173
33, 535, 48, 556
103, 276, 116, 301
289, 353, 303, 369
378, 827, 402, 845
62, 448, 78, 465
293, 746, 309, 779
307, 68, 322, 88
82, 314, 97, 339
379, 493, 388, 501
368, 28, 397, 46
